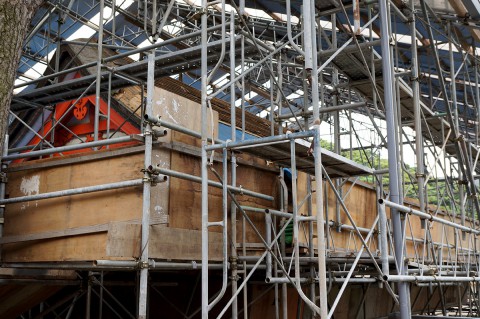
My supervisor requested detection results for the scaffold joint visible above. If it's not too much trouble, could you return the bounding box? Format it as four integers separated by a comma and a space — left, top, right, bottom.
139, 261, 149, 269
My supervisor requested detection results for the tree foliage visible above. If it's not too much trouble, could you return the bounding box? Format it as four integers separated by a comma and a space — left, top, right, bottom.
321, 139, 462, 213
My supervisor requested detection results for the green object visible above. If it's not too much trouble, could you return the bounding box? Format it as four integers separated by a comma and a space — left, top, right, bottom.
284, 220, 293, 245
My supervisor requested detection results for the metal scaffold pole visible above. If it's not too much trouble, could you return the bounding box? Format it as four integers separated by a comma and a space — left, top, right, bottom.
201, 0, 210, 317
229, 9, 239, 319
138, 49, 155, 319
94, 0, 105, 142
307, 0, 328, 313
409, 0, 426, 230
378, 0, 411, 318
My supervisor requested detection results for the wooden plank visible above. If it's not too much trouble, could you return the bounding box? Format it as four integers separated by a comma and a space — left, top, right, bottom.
106, 223, 223, 261
6, 145, 145, 173
152, 86, 218, 146
0, 215, 167, 244
106, 223, 141, 259
168, 151, 277, 243
0, 223, 110, 245
2, 152, 147, 262
150, 147, 170, 225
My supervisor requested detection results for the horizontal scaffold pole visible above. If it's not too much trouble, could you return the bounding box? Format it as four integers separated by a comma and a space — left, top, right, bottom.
3, 135, 139, 161
205, 130, 314, 151
0, 179, 143, 205
380, 199, 480, 235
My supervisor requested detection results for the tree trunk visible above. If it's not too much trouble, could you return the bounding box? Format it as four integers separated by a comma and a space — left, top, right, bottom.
0, 0, 43, 154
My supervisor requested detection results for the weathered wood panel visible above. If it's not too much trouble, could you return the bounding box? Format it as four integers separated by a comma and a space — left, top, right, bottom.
106, 223, 223, 261
2, 152, 145, 262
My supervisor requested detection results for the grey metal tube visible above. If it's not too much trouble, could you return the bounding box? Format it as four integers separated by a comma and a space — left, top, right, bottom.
379, 0, 411, 317
239, 255, 395, 264
156, 168, 273, 201
94, 260, 224, 270
378, 201, 390, 275
3, 135, 136, 161
331, 22, 342, 234
303, 0, 312, 70
285, 0, 304, 55
94, 0, 104, 142
315, 15, 378, 77
290, 139, 321, 314
275, 102, 366, 120
201, 0, 209, 315
239, 30, 275, 52
449, 22, 465, 228
217, 215, 295, 318
328, 216, 379, 319
86, 271, 92, 319
241, 206, 373, 233
410, 0, 426, 230
229, 10, 239, 319
155, 118, 221, 144
318, 41, 382, 61
24, 6, 57, 45
306, 173, 316, 316
384, 275, 480, 283
207, 150, 229, 310
0, 179, 143, 205
265, 212, 273, 279
380, 199, 480, 235
208, 31, 303, 102
138, 49, 155, 319
267, 277, 378, 284
313, 125, 328, 318
241, 206, 291, 218
205, 0, 226, 85
14, 25, 223, 90
205, 130, 314, 151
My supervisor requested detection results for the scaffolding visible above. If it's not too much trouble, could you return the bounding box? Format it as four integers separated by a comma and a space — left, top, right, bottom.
4, 0, 480, 318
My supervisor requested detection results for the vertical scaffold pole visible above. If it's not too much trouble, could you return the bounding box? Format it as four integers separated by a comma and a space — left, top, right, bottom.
313, 125, 328, 318
379, 0, 411, 318
94, 0, 104, 142
229, 11, 239, 319
201, 0, 210, 317
307, 0, 328, 315
410, 0, 426, 229
138, 49, 155, 319
448, 22, 465, 230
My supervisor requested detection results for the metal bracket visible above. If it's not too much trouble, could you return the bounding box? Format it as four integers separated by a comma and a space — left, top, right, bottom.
138, 261, 149, 269
144, 114, 162, 127
458, 179, 468, 185
131, 134, 145, 143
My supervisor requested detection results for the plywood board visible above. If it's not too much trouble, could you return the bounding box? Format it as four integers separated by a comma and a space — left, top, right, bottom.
152, 86, 218, 147
168, 151, 277, 244
3, 152, 146, 262
106, 223, 223, 261
150, 147, 170, 225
